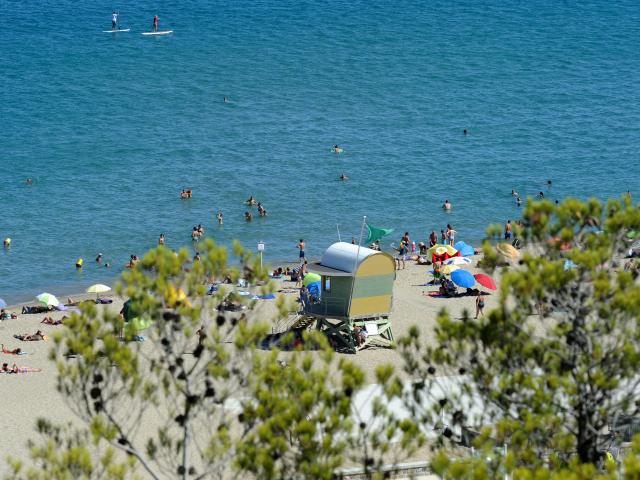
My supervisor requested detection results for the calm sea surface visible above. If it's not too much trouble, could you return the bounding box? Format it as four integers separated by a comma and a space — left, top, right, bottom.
1, 0, 639, 303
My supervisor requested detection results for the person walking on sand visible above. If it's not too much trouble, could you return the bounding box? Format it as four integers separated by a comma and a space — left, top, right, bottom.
298, 239, 305, 259
475, 293, 485, 319
153, 15, 159, 32
504, 220, 512, 240
396, 240, 407, 270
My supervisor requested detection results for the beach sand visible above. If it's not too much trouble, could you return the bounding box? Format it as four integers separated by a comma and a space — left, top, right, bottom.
0, 258, 500, 477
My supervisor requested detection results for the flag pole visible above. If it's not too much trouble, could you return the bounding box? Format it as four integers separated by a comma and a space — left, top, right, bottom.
336, 224, 341, 242
347, 216, 367, 318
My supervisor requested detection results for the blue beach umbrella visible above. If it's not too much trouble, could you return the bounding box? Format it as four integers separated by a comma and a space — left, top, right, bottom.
451, 270, 475, 288
0, 298, 6, 308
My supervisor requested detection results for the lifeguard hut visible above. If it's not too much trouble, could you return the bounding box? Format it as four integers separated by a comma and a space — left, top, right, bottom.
303, 242, 396, 353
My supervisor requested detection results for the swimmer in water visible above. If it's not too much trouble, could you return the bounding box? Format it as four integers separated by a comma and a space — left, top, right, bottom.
216, 211, 223, 225
340, 173, 348, 181
332, 145, 342, 153
158, 233, 165, 246
463, 129, 468, 135
517, 197, 522, 206
246, 196, 257, 206
547, 179, 552, 187
96, 253, 103, 264
223, 96, 230, 103
538, 191, 545, 199
245, 211, 253, 222
443, 199, 452, 210
511, 189, 519, 197
25, 178, 33, 185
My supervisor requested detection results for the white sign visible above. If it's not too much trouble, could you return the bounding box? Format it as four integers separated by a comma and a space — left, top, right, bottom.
257, 242, 265, 252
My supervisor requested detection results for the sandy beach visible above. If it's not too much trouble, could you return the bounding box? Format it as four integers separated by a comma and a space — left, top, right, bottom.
0, 256, 499, 477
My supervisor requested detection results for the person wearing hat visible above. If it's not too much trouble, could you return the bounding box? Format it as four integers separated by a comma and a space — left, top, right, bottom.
3, 238, 10, 248
76, 258, 83, 269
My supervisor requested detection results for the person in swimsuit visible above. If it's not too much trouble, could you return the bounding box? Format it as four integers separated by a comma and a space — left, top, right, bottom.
441, 229, 446, 244
504, 220, 512, 240
153, 15, 159, 32
395, 241, 406, 270
429, 230, 438, 247
443, 199, 452, 211
1, 345, 23, 355
158, 233, 165, 246
245, 211, 253, 221
446, 224, 456, 246
216, 211, 223, 225
340, 173, 348, 181
298, 239, 305, 259
112, 11, 119, 30
475, 293, 485, 319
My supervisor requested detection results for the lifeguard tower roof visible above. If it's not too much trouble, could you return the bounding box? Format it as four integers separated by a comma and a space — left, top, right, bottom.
310, 242, 378, 276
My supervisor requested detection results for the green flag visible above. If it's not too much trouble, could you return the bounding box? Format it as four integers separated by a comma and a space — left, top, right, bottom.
365, 223, 394, 245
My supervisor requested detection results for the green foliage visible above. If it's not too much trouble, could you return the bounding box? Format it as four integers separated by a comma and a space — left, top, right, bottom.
398, 197, 640, 475
7, 239, 412, 480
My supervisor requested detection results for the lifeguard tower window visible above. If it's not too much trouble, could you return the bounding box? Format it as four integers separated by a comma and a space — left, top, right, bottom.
323, 277, 331, 292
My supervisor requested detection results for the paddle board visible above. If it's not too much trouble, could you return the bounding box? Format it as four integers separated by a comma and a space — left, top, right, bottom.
142, 30, 173, 36
103, 29, 131, 33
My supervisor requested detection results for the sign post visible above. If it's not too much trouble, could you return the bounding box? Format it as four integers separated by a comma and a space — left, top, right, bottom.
257, 241, 265, 270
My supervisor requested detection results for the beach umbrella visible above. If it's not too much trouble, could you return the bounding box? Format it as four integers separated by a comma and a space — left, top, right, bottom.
0, 298, 6, 308
441, 264, 459, 275
444, 257, 472, 266
426, 244, 458, 259
473, 273, 497, 290
86, 284, 111, 294
496, 243, 519, 260
36, 292, 60, 307
450, 270, 475, 288
454, 241, 475, 257
86, 284, 111, 300
303, 273, 321, 287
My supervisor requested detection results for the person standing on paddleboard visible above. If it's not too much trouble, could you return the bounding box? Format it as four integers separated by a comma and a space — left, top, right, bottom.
112, 11, 119, 30
153, 15, 159, 32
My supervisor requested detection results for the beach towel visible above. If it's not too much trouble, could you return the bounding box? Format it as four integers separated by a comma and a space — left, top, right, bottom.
257, 294, 276, 300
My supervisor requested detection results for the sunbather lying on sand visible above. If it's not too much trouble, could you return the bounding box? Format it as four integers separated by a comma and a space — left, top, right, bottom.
1, 362, 41, 373
1, 344, 26, 355
21, 305, 50, 314
14, 330, 46, 341
41, 317, 63, 325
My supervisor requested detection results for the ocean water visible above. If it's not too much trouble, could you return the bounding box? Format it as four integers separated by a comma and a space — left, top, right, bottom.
1, 0, 639, 304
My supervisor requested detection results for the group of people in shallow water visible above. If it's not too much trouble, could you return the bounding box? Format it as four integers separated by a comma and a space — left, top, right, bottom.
245, 196, 267, 221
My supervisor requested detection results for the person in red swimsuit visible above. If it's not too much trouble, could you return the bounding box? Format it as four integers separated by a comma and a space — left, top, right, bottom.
153, 15, 159, 32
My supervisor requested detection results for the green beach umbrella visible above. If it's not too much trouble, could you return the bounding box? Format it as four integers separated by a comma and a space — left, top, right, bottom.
36, 292, 60, 307
303, 273, 321, 286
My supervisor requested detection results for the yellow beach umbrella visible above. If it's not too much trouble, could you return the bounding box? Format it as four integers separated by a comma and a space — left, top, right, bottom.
86, 284, 111, 301
441, 264, 460, 275
496, 243, 520, 260
426, 244, 458, 258
86, 284, 111, 294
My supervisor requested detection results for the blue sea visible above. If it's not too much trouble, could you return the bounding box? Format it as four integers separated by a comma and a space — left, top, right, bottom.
1, 0, 639, 304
